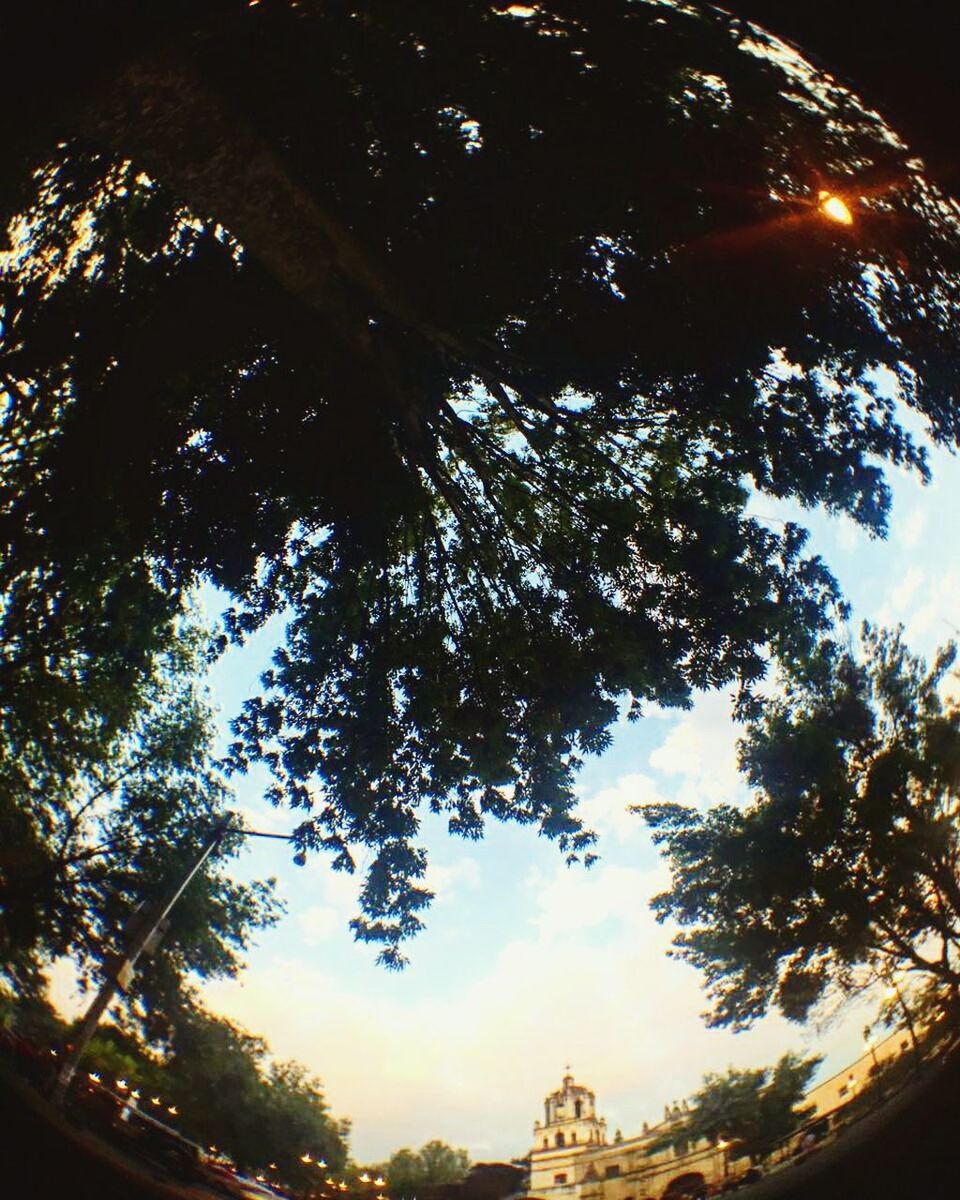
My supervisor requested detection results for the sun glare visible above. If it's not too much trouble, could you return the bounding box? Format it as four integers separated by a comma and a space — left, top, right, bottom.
818, 191, 854, 225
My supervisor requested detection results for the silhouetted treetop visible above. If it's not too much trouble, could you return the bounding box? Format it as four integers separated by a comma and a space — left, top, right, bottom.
3, 1, 959, 962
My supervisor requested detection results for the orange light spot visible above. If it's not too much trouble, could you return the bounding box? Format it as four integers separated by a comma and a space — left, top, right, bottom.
819, 193, 853, 225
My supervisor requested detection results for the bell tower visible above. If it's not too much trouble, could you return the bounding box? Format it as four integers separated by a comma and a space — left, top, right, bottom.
533, 1069, 607, 1152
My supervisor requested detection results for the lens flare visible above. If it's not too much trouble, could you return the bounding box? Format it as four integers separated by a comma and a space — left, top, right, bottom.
818, 191, 853, 224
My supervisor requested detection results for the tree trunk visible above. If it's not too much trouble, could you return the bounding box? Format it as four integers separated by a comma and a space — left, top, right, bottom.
74, 54, 470, 444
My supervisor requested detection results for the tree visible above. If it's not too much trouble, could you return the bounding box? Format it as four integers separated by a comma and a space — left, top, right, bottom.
142, 1001, 350, 1189
0, 606, 281, 1029
724, 4, 960, 186
3, 2, 960, 964
653, 1052, 821, 1165
83, 1023, 163, 1093
0, 986, 351, 1194
14, 995, 351, 1194
643, 626, 960, 1029
381, 1140, 471, 1199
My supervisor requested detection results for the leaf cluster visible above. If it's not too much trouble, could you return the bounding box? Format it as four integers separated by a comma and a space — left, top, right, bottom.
651, 1052, 821, 1165
377, 1139, 471, 1200
2, 2, 960, 961
643, 625, 960, 1028
0, 601, 281, 1021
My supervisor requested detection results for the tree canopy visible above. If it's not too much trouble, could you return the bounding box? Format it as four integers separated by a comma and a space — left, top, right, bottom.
652, 1052, 820, 1165
3, 1, 960, 963
643, 626, 960, 1029
379, 1139, 471, 1200
160, 1001, 350, 1186
2, 989, 350, 1191
0, 606, 280, 1026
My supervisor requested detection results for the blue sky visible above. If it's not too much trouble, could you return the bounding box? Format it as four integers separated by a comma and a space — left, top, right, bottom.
43, 425, 959, 1164
134, 432, 958, 1165
17, 1, 956, 1170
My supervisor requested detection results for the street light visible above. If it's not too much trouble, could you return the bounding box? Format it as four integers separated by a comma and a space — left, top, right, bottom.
717, 1138, 730, 1179
52, 818, 299, 1105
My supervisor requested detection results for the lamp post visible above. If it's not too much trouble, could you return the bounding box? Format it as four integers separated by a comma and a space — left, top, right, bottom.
52, 818, 294, 1106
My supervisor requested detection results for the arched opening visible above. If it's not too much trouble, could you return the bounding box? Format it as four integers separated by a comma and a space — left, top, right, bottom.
575, 1099, 582, 1118
662, 1173, 706, 1199
571, 1132, 577, 1144
556, 1132, 566, 1147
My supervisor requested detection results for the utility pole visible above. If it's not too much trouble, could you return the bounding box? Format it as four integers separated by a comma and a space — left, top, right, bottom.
52, 819, 232, 1106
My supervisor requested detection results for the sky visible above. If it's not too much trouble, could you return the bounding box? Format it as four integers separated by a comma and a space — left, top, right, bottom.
94, 429, 950, 1166
14, 1, 957, 1175
46, 426, 960, 1165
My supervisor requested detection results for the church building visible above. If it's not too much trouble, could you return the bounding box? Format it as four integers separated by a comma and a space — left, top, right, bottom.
527, 1071, 722, 1200
525, 1034, 914, 1200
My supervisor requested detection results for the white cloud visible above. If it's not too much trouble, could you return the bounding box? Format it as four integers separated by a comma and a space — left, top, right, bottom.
902, 565, 960, 650
575, 772, 664, 846
648, 691, 746, 808
201, 854, 865, 1166
235, 801, 290, 836
424, 857, 481, 906
835, 517, 865, 553
298, 905, 340, 946
47, 957, 85, 1021
525, 859, 668, 940
888, 565, 925, 616
896, 506, 929, 550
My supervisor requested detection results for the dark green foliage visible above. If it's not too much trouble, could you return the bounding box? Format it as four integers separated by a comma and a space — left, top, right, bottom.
652, 1052, 821, 1165
643, 626, 960, 1028
379, 1139, 471, 1200
3, 2, 960, 963
0, 609, 281, 1022
160, 1002, 349, 1185
3, 992, 349, 1191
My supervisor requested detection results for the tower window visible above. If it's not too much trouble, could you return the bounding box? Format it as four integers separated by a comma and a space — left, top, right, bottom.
554, 1175, 567, 1185
556, 1133, 566, 1147
575, 1100, 582, 1118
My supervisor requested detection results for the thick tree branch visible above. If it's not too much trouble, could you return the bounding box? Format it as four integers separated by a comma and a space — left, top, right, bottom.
74, 53, 478, 442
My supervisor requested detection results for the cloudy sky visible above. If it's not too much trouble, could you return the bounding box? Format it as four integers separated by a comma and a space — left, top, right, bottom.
175, 429, 958, 1165
50, 431, 960, 1165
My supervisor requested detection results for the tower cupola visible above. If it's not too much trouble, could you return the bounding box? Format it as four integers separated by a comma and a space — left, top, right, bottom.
532, 1069, 607, 1152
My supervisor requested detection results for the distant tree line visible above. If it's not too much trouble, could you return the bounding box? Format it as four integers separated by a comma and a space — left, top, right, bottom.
0, 985, 349, 1193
